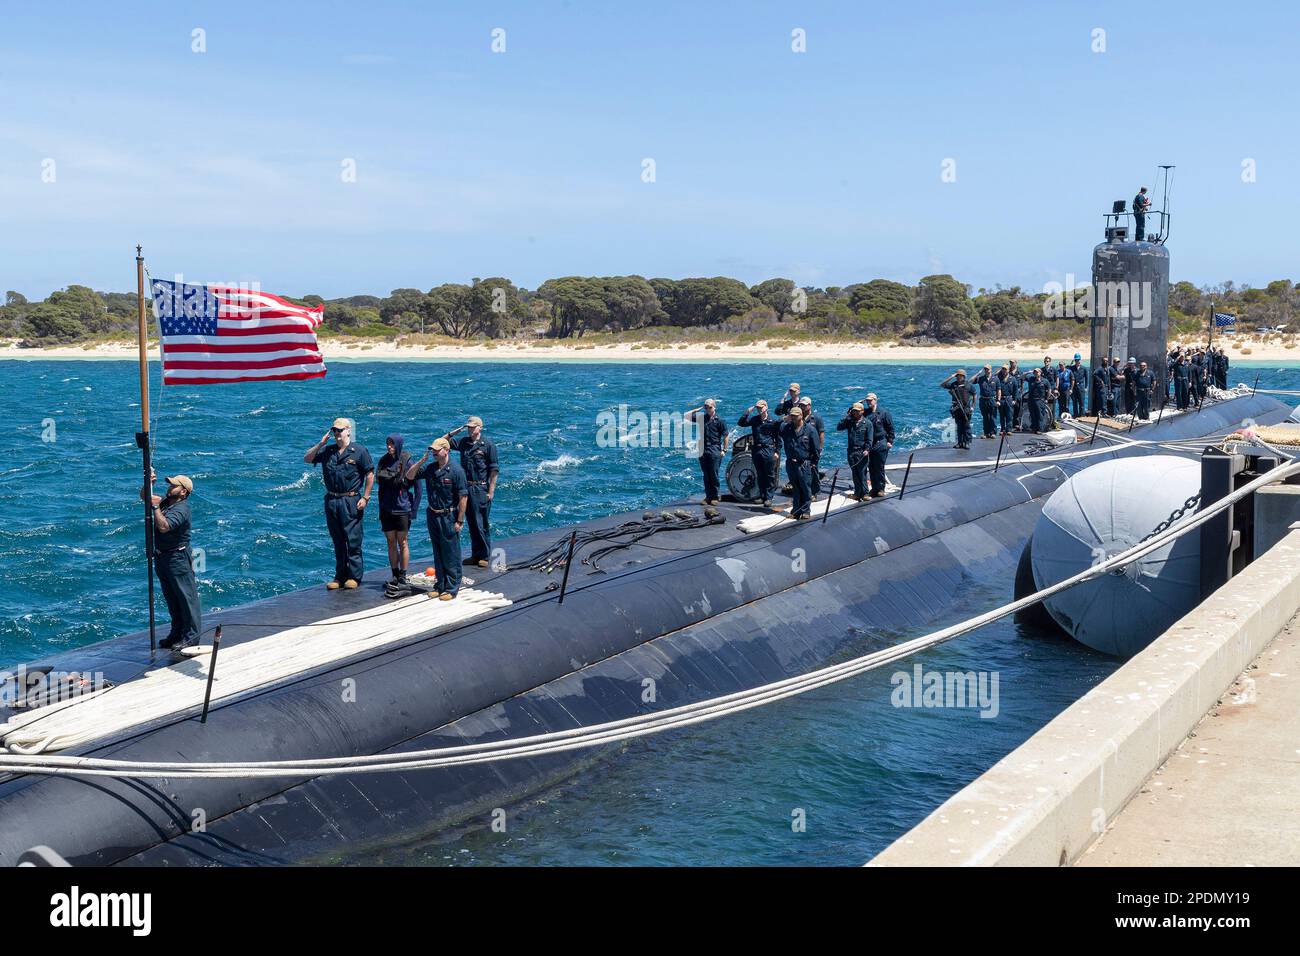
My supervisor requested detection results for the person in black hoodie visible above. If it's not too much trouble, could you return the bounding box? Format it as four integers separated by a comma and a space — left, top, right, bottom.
376, 433, 420, 588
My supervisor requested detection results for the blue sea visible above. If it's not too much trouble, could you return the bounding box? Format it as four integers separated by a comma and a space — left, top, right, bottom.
3, 357, 1297, 866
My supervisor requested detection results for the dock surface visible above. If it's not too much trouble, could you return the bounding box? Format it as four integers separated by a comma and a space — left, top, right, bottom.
1077, 612, 1300, 867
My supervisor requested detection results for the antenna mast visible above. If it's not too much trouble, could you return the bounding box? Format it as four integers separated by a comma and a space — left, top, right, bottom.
1155, 165, 1175, 242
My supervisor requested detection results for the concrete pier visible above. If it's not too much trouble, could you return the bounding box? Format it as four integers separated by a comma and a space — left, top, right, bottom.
1077, 613, 1300, 866
869, 524, 1300, 867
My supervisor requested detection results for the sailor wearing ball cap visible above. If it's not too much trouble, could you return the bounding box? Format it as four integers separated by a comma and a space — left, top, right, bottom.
738, 398, 781, 506
684, 398, 728, 505
940, 369, 975, 449
139, 469, 201, 650
1068, 352, 1087, 418
835, 401, 874, 500
864, 392, 894, 497
304, 417, 374, 590
406, 436, 468, 600
435, 415, 499, 568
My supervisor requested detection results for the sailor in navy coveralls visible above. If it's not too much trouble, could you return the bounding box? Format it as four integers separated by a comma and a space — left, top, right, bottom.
305, 418, 374, 590
441, 415, 499, 568
407, 437, 468, 600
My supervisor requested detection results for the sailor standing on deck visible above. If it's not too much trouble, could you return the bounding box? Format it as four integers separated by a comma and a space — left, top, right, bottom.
435, 416, 499, 569
685, 399, 728, 505
1133, 186, 1151, 242
1025, 367, 1049, 434
836, 402, 875, 500
738, 399, 781, 507
940, 369, 975, 449
796, 396, 825, 499
1173, 353, 1191, 410
305, 418, 374, 590
995, 366, 1014, 436
1135, 361, 1155, 420
1005, 360, 1023, 431
406, 437, 468, 600
1068, 354, 1087, 418
778, 406, 816, 519
864, 393, 893, 498
1040, 357, 1058, 429
140, 470, 201, 650
376, 434, 419, 590
973, 365, 998, 439
1123, 357, 1139, 414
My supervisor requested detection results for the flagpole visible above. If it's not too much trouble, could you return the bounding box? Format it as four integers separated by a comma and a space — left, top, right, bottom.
136, 245, 157, 652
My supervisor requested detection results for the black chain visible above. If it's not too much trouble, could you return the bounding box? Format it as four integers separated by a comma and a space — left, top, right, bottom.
1139, 493, 1202, 543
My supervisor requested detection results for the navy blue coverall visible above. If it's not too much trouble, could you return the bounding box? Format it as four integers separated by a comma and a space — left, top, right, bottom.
691, 410, 728, 502
313, 441, 374, 584
415, 457, 468, 596
995, 372, 1014, 435
943, 379, 975, 449
153, 496, 201, 647
1174, 359, 1190, 410
1025, 374, 1049, 433
779, 420, 817, 518
1135, 368, 1155, 420
804, 411, 825, 496
835, 412, 875, 498
1123, 363, 1139, 414
973, 370, 998, 438
453, 434, 499, 564
738, 408, 781, 503
1068, 362, 1087, 417
866, 405, 894, 496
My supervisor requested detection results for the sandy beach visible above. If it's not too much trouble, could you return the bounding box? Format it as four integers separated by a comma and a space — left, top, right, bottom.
2, 336, 1295, 364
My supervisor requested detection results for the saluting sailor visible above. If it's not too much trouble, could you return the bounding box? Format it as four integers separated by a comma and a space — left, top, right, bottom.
836, 402, 875, 500
778, 406, 816, 520
684, 399, 728, 505
864, 393, 893, 498
796, 396, 825, 499
738, 398, 781, 507
438, 415, 499, 569
305, 418, 374, 590
406, 437, 468, 601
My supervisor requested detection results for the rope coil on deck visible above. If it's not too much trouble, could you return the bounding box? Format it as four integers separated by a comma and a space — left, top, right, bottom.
3, 457, 1297, 780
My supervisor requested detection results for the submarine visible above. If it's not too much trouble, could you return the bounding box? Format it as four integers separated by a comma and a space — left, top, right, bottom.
0, 203, 1292, 866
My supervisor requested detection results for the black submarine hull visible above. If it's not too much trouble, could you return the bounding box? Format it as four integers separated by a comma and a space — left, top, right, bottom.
0, 395, 1287, 865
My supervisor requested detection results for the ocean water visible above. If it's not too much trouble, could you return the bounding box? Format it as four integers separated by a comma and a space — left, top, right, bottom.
3, 357, 1297, 865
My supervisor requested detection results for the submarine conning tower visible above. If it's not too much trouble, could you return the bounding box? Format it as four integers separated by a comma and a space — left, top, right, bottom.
1089, 191, 1171, 396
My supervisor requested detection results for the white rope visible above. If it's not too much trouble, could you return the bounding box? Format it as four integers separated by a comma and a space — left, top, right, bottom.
5, 458, 1297, 780
0, 590, 512, 754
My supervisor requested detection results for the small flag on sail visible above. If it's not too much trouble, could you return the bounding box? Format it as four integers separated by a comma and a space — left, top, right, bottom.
150, 279, 326, 385
1213, 312, 1237, 328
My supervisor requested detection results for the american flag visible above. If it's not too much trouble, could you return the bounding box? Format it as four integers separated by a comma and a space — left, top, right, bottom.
150, 279, 327, 385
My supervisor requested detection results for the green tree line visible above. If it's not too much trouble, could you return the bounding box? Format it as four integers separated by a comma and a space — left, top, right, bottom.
3, 275, 1296, 346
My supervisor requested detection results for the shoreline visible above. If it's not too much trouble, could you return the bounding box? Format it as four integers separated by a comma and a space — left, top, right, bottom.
2, 338, 1296, 365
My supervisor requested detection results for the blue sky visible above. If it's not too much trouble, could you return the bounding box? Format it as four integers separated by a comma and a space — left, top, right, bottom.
2, 0, 1296, 300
